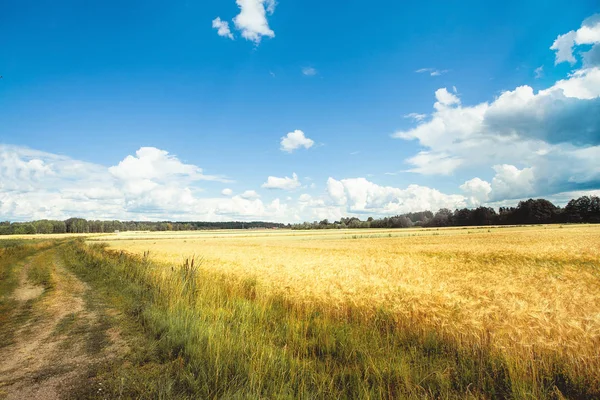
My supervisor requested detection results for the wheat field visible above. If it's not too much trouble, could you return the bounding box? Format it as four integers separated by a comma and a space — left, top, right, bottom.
90, 224, 600, 396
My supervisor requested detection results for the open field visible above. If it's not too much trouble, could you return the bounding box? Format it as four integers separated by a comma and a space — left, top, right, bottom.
96, 225, 600, 355
2, 225, 600, 398
90, 224, 600, 397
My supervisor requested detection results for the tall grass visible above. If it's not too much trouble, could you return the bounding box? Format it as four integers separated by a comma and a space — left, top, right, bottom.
60, 239, 597, 399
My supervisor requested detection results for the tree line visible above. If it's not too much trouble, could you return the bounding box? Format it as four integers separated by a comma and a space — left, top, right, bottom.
1, 196, 599, 235
291, 196, 600, 230
0, 218, 287, 235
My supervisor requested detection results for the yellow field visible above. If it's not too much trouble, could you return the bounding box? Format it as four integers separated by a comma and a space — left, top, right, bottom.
93, 225, 600, 383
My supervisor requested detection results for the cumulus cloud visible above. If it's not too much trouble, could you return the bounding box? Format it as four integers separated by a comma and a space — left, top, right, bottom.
551, 14, 600, 65
324, 177, 466, 215
0, 145, 477, 223
108, 147, 229, 202
232, 0, 276, 44
0, 145, 289, 222
109, 147, 225, 183
221, 188, 233, 196
240, 190, 260, 199
326, 178, 346, 205
489, 165, 535, 200
0, 145, 119, 221
4, 144, 597, 223
434, 88, 460, 108
302, 67, 317, 76
459, 148, 600, 203
460, 177, 492, 206
280, 130, 314, 152
485, 70, 600, 144
262, 173, 301, 190
394, 67, 600, 176
212, 17, 234, 39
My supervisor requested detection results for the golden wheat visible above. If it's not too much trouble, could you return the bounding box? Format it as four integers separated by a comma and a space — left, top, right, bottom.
95, 224, 600, 384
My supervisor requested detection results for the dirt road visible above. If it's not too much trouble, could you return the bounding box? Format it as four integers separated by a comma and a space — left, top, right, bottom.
0, 247, 124, 399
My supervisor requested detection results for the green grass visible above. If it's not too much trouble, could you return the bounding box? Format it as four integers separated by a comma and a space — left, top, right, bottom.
0, 241, 41, 348
57, 239, 597, 399
53, 313, 78, 336
26, 254, 54, 290
0, 241, 32, 298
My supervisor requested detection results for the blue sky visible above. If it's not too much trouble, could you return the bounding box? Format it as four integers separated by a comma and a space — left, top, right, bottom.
1, 1, 599, 222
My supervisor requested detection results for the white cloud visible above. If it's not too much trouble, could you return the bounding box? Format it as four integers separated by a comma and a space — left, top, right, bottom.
457, 165, 538, 203
2, 145, 473, 223
551, 14, 600, 65
551, 31, 578, 64
3, 144, 597, 223
434, 87, 460, 108
302, 67, 317, 76
212, 17, 234, 39
262, 173, 301, 190
221, 188, 233, 196
394, 66, 600, 178
109, 147, 225, 183
1, 145, 476, 222
0, 145, 289, 222
548, 67, 600, 99
404, 113, 427, 122
327, 178, 346, 205
416, 68, 448, 76
534, 65, 543, 79
324, 177, 466, 215
280, 130, 314, 153
403, 152, 463, 175
0, 145, 120, 221
490, 165, 535, 200
459, 149, 600, 204
108, 147, 229, 201
240, 190, 260, 199
232, 0, 276, 44
460, 177, 492, 206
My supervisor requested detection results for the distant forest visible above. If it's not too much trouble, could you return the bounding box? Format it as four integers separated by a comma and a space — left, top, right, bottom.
0, 220, 287, 235
1, 196, 599, 235
291, 196, 600, 230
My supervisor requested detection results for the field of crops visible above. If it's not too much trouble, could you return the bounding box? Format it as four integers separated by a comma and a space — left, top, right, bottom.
88, 224, 600, 397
